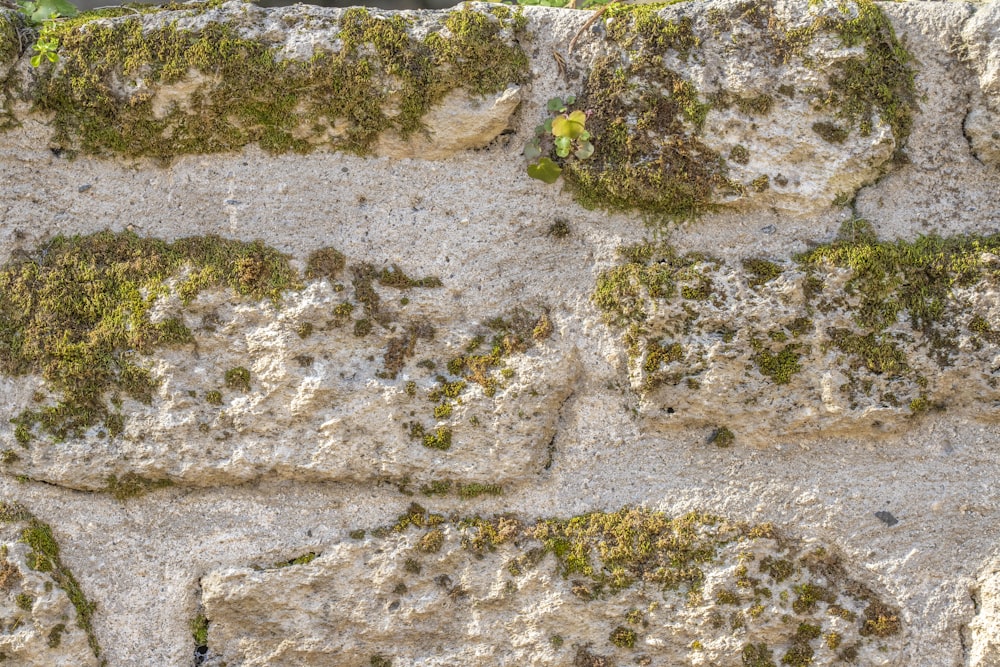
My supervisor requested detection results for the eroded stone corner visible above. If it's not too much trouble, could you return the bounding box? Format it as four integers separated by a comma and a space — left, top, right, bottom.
961, 1, 1000, 168
0, 502, 102, 666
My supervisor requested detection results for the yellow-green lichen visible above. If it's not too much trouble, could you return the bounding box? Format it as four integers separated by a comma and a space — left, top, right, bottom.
1, 231, 297, 445
31, 5, 528, 158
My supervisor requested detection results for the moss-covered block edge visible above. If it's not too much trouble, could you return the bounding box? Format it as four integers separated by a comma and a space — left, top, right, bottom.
1, 1, 529, 159
0, 501, 104, 663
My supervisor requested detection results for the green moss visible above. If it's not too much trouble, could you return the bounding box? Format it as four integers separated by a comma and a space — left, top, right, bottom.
736, 94, 774, 116
14, 592, 33, 610
420, 480, 452, 497
205, 390, 223, 406
564, 0, 915, 217
532, 508, 738, 592
0, 12, 17, 64
751, 340, 803, 385
709, 426, 735, 448
593, 243, 711, 353
377, 266, 443, 290
811, 121, 849, 143
31, 5, 528, 158
644, 338, 683, 370
0, 504, 102, 660
730, 144, 750, 164
440, 307, 546, 405
349, 529, 366, 540
760, 556, 795, 583
792, 583, 834, 614
743, 258, 783, 288
103, 473, 173, 501
370, 655, 392, 667
820, 0, 917, 146
47, 622, 66, 648
742, 643, 775, 667
0, 231, 297, 444
392, 502, 445, 533
798, 225, 994, 333
353, 318, 373, 337
224, 366, 251, 392
418, 528, 445, 553
457, 482, 503, 499
828, 329, 905, 375
190, 612, 208, 647
422, 426, 452, 451
304, 248, 346, 282
604, 3, 700, 58
565, 53, 725, 218
860, 599, 900, 637
609, 625, 637, 648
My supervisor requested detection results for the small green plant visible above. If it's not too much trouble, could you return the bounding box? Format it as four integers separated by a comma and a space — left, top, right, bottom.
15, 0, 78, 66
525, 96, 595, 184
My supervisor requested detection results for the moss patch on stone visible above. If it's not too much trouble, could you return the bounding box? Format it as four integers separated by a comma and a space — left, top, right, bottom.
565, 51, 727, 218
31, 4, 528, 158
103, 473, 173, 501
595, 224, 1000, 425
0, 230, 298, 444
560, 0, 915, 218
593, 242, 718, 354
339, 506, 901, 662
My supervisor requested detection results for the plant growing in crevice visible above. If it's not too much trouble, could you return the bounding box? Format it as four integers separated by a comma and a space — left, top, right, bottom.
11, 0, 78, 66
525, 96, 594, 184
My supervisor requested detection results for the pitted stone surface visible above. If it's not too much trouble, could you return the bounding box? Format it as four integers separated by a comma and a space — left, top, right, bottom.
0, 0, 997, 665
199, 508, 904, 667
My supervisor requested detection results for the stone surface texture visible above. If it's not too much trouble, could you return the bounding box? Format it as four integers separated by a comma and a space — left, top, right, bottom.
0, 0, 998, 665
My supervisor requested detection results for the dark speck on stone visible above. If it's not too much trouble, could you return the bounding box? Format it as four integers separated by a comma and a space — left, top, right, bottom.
761, 224, 776, 234
225, 199, 241, 205
78, 184, 92, 193
875, 511, 898, 526
342, 167, 349, 173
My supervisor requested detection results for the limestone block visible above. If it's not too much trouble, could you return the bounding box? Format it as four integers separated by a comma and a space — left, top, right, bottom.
594, 225, 1000, 445
199, 507, 904, 666
0, 232, 578, 491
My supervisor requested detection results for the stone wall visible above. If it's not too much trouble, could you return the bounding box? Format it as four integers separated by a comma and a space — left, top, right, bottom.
0, 0, 998, 664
